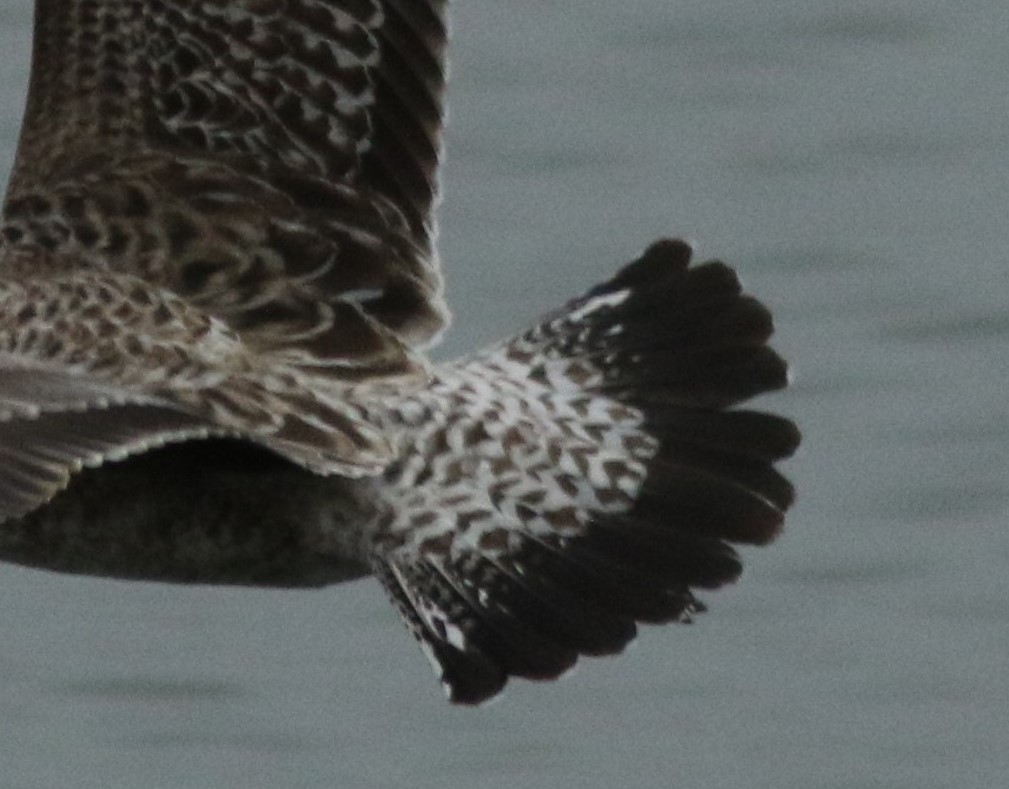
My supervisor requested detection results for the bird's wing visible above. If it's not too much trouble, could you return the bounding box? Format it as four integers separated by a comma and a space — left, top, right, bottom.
0, 250, 398, 522
11, 0, 448, 246
5, 0, 450, 349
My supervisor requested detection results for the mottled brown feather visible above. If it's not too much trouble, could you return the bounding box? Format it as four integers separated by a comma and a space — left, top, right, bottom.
5, 0, 449, 352
13, 0, 447, 243
0, 1, 451, 515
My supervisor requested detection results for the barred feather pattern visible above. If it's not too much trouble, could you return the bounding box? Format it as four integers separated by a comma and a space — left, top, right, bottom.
0, 0, 444, 548
0, 249, 398, 520
363, 240, 799, 704
4, 0, 449, 352
13, 0, 448, 241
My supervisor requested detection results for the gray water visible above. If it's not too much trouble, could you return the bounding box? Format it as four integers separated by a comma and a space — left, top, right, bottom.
1, 2, 1007, 787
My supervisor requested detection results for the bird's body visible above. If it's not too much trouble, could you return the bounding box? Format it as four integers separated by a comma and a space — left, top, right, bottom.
0, 0, 799, 704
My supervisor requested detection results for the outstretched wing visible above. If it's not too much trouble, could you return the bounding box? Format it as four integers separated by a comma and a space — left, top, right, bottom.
5, 1, 450, 352
0, 249, 399, 523
0, 2, 451, 516
11, 0, 448, 245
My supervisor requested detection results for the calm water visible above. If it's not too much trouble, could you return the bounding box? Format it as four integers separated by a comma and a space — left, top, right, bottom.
1, 2, 1007, 787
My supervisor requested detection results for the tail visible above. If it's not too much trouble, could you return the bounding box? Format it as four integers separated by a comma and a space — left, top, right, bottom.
367, 239, 800, 704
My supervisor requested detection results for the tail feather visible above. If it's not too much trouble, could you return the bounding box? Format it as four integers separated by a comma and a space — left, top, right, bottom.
374, 558, 509, 704
646, 408, 799, 461
597, 294, 774, 352
369, 238, 799, 704
465, 538, 641, 652
564, 517, 745, 593
431, 553, 582, 680
631, 462, 783, 545
514, 529, 720, 621
576, 345, 788, 406
642, 408, 798, 516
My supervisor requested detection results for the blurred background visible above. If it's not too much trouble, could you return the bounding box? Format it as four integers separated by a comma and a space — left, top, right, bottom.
1, 1, 1007, 787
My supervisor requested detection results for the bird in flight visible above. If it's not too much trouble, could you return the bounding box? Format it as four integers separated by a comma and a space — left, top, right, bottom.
0, 0, 799, 704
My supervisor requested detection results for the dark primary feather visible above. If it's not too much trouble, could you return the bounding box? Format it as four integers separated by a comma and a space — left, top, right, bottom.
368, 239, 800, 704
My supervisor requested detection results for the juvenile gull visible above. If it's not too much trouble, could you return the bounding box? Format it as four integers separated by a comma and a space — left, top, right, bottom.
0, 0, 799, 704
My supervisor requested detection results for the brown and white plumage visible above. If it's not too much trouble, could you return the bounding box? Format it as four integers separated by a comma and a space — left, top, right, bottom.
0, 2, 799, 704
2, 0, 448, 503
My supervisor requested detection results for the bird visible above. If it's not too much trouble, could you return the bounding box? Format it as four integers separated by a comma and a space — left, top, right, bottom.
0, 0, 799, 704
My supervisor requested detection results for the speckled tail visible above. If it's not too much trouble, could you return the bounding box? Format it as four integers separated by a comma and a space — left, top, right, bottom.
369, 239, 800, 704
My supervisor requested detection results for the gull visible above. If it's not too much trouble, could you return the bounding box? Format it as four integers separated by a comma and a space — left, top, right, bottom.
0, 1, 799, 704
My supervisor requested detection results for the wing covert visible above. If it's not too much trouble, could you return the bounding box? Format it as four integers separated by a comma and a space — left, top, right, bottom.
3, 0, 451, 367
11, 0, 448, 245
